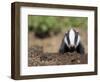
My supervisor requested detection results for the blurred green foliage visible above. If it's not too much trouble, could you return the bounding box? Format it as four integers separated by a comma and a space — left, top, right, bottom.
28, 15, 87, 38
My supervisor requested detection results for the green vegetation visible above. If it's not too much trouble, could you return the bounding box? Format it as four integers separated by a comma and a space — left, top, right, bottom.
28, 15, 87, 38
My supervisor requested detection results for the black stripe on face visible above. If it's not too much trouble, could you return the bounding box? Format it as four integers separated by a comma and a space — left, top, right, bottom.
73, 29, 79, 45
65, 31, 70, 45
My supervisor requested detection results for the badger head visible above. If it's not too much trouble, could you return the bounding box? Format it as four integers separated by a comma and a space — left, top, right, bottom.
64, 28, 80, 50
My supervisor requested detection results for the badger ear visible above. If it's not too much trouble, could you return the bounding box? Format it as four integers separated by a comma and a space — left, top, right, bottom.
65, 32, 68, 36
76, 30, 78, 32
65, 32, 67, 35
75, 29, 80, 34
76, 31, 80, 35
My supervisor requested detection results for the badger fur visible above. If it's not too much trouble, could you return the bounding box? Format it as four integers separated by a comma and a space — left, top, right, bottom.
59, 28, 84, 55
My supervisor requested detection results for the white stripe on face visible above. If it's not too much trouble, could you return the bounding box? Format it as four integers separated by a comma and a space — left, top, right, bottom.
64, 36, 71, 48
64, 36, 69, 47
69, 29, 75, 47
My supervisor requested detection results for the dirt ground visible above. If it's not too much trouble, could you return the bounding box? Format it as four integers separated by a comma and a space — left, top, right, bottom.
28, 46, 87, 66
28, 28, 88, 66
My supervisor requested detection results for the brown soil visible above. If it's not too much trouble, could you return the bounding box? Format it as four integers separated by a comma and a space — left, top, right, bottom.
28, 46, 87, 66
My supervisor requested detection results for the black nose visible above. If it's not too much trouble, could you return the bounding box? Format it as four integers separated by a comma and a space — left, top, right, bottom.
70, 47, 75, 52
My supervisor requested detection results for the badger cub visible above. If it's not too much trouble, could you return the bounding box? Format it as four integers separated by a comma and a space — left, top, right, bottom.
59, 28, 84, 55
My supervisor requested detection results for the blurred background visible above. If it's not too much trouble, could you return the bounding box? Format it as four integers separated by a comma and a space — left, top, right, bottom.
28, 15, 88, 53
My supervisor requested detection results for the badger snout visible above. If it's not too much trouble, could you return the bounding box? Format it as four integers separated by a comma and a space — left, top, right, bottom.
69, 46, 76, 52
68, 44, 75, 48
70, 45, 74, 48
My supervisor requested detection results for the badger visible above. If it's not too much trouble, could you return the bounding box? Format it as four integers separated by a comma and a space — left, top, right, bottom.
59, 28, 84, 55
